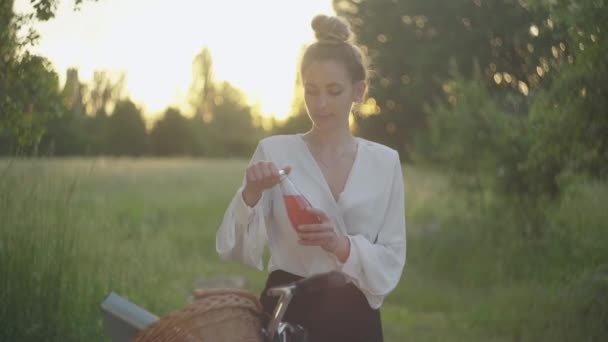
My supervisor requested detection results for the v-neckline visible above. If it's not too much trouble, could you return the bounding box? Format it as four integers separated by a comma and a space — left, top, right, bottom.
297, 133, 361, 205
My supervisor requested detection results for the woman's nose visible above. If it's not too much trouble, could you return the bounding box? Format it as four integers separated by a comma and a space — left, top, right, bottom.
318, 93, 328, 107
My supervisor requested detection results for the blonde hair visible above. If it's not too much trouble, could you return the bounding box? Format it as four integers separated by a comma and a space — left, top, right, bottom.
301, 15, 369, 83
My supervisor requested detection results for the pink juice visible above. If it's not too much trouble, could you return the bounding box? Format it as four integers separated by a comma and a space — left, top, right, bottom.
283, 195, 321, 231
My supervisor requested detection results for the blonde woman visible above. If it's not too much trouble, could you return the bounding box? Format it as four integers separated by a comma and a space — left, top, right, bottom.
216, 14, 406, 342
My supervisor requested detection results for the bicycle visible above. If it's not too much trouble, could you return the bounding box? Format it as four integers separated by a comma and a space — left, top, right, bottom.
101, 270, 347, 342
261, 270, 347, 341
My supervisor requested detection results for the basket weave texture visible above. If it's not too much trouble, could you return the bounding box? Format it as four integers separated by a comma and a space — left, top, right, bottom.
134, 288, 264, 342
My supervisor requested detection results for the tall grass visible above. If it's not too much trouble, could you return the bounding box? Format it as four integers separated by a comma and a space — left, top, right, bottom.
0, 158, 265, 341
0, 159, 96, 341
1, 158, 606, 341
399, 172, 608, 341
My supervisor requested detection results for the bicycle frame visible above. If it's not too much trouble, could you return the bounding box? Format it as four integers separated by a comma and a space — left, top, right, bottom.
262, 270, 347, 342
265, 283, 297, 340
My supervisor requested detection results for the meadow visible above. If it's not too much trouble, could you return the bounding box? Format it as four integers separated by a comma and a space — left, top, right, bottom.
1, 158, 606, 341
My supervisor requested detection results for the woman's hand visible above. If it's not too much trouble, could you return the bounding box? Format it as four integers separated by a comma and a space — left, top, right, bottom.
242, 162, 290, 207
297, 207, 351, 262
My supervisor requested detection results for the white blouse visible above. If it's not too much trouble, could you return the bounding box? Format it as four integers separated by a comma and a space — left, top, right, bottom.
215, 134, 406, 309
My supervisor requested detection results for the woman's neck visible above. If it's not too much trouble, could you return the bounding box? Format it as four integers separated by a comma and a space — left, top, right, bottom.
303, 125, 356, 153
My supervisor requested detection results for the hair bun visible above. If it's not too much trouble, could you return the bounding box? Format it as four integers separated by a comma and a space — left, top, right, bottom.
311, 15, 352, 44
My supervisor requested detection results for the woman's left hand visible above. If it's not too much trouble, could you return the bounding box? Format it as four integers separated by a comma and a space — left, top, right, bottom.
297, 207, 350, 262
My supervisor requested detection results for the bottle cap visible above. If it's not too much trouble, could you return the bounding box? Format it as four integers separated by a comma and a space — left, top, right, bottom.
278, 169, 287, 179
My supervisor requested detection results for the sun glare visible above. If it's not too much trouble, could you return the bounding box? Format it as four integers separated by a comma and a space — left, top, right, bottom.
14, 0, 334, 120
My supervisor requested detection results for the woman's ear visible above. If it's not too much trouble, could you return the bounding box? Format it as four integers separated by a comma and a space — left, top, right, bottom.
352, 80, 367, 103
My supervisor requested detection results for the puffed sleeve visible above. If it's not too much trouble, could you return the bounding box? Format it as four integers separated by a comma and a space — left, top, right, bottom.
215, 142, 272, 270
338, 152, 406, 308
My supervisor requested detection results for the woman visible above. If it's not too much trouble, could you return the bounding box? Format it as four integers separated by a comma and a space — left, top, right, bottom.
216, 14, 406, 341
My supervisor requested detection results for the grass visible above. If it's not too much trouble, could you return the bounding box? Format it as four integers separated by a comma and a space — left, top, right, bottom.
1, 157, 606, 341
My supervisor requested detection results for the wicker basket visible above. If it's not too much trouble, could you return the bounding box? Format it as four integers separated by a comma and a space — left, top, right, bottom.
133, 288, 264, 342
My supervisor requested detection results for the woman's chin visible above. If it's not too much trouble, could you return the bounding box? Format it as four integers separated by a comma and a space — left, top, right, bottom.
312, 121, 336, 131
311, 116, 336, 127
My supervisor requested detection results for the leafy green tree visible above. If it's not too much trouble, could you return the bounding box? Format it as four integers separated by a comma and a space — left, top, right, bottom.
426, 62, 532, 205
79, 110, 108, 155
1, 0, 97, 153
425, 0, 607, 237
38, 68, 88, 155
186, 48, 260, 156
206, 81, 261, 157
525, 0, 608, 188
61, 68, 85, 116
0, 53, 63, 154
105, 99, 148, 156
334, 0, 562, 158
80, 71, 127, 154
150, 107, 193, 156
186, 48, 215, 155
85, 71, 126, 117
36, 69, 125, 155
189, 47, 215, 123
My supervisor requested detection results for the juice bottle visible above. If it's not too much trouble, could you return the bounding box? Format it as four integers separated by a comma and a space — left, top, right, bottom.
278, 169, 321, 232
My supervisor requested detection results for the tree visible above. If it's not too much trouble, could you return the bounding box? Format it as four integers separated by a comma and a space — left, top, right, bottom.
105, 99, 148, 156
36, 68, 89, 155
189, 47, 215, 122
205, 81, 261, 157
150, 107, 193, 156
334, 0, 563, 158
61, 68, 85, 116
85, 71, 126, 117
0, 53, 63, 154
525, 0, 608, 186
81, 109, 109, 155
0, 0, 98, 153
187, 47, 217, 155
423, 0, 607, 239
34, 68, 128, 155
185, 48, 260, 156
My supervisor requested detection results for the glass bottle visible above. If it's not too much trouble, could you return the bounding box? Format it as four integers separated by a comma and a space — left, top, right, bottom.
278, 169, 321, 232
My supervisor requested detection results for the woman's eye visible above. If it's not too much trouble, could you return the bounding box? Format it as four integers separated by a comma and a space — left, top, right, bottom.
329, 90, 343, 96
305, 88, 319, 96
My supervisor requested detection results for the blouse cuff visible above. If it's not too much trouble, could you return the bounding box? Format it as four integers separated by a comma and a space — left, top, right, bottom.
233, 187, 257, 226
332, 235, 358, 274
341, 235, 362, 276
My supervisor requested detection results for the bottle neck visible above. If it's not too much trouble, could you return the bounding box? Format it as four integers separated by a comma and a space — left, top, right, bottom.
278, 170, 300, 196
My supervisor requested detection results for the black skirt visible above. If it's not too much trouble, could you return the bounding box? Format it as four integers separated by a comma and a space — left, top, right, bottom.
259, 270, 384, 342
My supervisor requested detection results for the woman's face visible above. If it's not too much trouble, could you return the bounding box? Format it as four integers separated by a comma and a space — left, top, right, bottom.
302, 60, 365, 131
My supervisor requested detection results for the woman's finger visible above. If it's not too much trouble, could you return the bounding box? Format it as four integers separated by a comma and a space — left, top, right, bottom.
252, 163, 264, 182
298, 238, 329, 246
298, 231, 334, 241
298, 223, 332, 233
258, 163, 269, 180
306, 207, 330, 222
268, 163, 280, 180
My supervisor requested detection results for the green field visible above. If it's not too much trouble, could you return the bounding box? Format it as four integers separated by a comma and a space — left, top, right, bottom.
1, 158, 606, 341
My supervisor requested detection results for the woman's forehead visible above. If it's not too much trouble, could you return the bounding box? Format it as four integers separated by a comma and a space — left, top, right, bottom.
302, 60, 351, 85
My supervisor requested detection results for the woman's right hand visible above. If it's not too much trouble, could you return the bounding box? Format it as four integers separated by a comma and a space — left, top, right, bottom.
242, 161, 291, 207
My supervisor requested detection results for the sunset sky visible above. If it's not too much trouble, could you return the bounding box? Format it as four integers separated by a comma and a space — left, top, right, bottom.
13, 0, 335, 120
